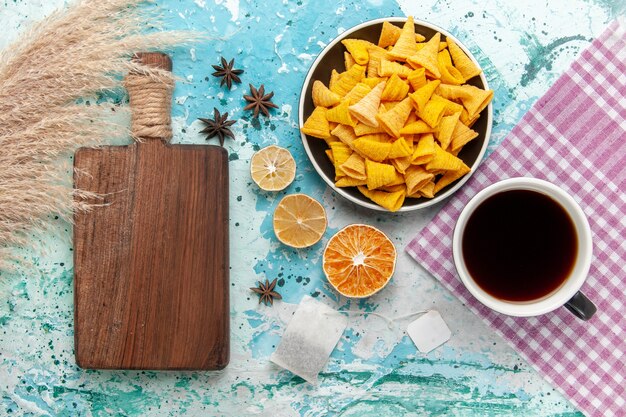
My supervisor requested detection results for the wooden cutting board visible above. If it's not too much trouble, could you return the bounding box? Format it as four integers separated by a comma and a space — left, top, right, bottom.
73, 53, 229, 370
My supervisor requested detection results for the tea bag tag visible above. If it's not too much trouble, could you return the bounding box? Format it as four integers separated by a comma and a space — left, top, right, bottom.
407, 310, 451, 353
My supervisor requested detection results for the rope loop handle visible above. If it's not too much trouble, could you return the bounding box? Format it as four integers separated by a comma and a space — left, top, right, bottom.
123, 52, 174, 141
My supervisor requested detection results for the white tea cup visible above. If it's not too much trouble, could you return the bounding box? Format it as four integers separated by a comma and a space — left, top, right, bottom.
452, 177, 596, 320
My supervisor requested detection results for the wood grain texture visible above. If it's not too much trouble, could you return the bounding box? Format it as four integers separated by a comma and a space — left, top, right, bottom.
134, 52, 173, 71
73, 53, 229, 370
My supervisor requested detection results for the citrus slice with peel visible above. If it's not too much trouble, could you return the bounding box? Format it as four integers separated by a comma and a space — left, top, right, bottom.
273, 194, 327, 248
323, 224, 397, 297
250, 145, 296, 191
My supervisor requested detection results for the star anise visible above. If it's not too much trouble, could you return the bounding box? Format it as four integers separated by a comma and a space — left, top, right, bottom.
211, 57, 243, 89
198, 108, 236, 146
250, 278, 282, 306
243, 84, 279, 118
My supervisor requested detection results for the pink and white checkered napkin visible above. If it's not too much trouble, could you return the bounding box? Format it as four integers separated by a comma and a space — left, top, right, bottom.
406, 19, 626, 417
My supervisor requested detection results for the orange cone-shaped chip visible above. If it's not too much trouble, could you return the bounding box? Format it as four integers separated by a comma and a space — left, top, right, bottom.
379, 101, 398, 113
323, 134, 340, 147
365, 160, 397, 189
340, 153, 367, 180
447, 37, 482, 80
405, 165, 435, 195
329, 142, 352, 178
408, 79, 440, 113
418, 99, 447, 128
450, 121, 479, 152
301, 106, 331, 140
389, 16, 419, 60
344, 51, 356, 70
325, 148, 334, 164
312, 80, 341, 108
329, 69, 341, 91
330, 64, 365, 97
400, 120, 437, 135
381, 74, 410, 101
358, 186, 406, 212
366, 46, 391, 78
436, 84, 470, 102
378, 21, 401, 48
329, 142, 352, 166
388, 137, 413, 158
436, 111, 461, 150
331, 124, 358, 149
326, 100, 357, 127
459, 108, 479, 127
377, 97, 413, 138
359, 133, 392, 143
379, 59, 413, 79
407, 68, 427, 90
379, 20, 426, 48
431, 93, 465, 116
407, 33, 441, 78
426, 143, 463, 171
380, 184, 406, 193
408, 180, 435, 198
437, 50, 465, 85
386, 169, 406, 186
405, 111, 418, 126
349, 81, 386, 127
436, 84, 492, 119
391, 156, 412, 174
341, 39, 373, 65
336, 176, 367, 187
411, 133, 436, 165
354, 121, 386, 136
353, 138, 392, 162
434, 162, 471, 193
361, 76, 387, 89
461, 86, 493, 119
344, 83, 372, 105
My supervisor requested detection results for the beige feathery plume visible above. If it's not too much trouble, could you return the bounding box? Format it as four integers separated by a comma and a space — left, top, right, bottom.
0, 0, 196, 270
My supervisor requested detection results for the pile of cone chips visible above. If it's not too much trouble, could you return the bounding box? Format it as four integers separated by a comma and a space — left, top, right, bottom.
301, 17, 493, 212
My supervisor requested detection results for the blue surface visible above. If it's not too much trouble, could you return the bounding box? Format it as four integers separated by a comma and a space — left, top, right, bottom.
1, 0, 623, 415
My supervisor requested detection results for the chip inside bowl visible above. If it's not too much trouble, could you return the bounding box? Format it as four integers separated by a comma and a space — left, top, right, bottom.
300, 16, 493, 212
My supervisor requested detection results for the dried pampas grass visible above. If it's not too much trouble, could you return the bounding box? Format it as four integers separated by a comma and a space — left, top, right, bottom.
0, 0, 195, 270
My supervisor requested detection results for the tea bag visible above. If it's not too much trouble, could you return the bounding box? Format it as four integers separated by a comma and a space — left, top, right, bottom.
271, 295, 348, 384
407, 310, 451, 353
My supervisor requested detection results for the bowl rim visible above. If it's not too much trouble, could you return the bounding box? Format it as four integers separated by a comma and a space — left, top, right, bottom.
298, 17, 493, 212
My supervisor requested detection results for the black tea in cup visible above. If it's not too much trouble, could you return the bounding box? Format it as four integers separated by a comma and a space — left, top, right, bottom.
462, 189, 578, 302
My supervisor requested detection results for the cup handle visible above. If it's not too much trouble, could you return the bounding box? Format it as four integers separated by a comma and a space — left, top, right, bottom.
564, 291, 596, 321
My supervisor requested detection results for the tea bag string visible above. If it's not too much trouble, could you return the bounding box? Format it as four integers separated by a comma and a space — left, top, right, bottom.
331, 309, 430, 330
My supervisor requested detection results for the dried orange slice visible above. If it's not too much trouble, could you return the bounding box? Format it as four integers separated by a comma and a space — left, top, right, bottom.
273, 194, 327, 248
250, 145, 296, 191
323, 224, 396, 297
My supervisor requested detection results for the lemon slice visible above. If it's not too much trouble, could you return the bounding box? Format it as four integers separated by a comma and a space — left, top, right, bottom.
250, 145, 296, 191
273, 194, 327, 248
